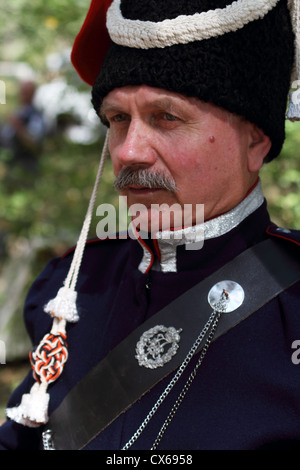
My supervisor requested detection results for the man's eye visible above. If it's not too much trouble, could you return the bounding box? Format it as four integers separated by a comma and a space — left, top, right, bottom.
111, 114, 127, 123
164, 113, 178, 121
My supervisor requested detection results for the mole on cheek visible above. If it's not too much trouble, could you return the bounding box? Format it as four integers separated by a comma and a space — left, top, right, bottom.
209, 136, 215, 143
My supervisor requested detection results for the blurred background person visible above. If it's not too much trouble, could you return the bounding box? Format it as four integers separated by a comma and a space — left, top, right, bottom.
0, 80, 45, 177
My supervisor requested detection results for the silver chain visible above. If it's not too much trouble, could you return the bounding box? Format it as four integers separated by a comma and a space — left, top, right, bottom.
151, 310, 222, 450
42, 430, 55, 451
122, 291, 228, 450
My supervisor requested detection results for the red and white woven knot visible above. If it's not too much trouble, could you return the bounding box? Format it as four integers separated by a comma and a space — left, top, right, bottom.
30, 332, 68, 384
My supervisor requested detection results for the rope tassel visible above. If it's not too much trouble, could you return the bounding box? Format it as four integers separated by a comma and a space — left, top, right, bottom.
44, 286, 79, 323
6, 320, 68, 427
6, 383, 50, 428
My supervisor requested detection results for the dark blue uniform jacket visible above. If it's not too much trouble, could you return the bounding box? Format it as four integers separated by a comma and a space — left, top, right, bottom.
0, 201, 300, 450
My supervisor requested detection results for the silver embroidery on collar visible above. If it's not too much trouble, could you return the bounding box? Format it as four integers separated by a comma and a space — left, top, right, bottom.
155, 224, 205, 273
203, 180, 264, 240
138, 181, 264, 273
138, 242, 153, 274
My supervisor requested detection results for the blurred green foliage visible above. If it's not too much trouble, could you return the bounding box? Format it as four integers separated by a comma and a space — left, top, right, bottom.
261, 120, 300, 229
0, 0, 87, 74
0, 0, 117, 258
0, 136, 118, 246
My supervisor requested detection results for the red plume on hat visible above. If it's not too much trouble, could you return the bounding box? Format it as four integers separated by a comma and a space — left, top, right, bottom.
71, 0, 113, 86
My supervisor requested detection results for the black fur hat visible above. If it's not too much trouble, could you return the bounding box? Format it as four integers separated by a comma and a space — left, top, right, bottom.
91, 0, 295, 162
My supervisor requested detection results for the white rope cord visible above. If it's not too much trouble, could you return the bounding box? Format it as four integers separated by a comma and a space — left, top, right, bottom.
6, 134, 110, 426
107, 0, 280, 50
43, 131, 110, 324
65, 131, 110, 291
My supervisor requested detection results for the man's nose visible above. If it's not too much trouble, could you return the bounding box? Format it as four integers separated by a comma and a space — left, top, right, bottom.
116, 120, 157, 168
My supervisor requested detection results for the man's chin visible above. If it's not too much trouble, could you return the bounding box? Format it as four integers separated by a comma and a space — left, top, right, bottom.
129, 206, 193, 237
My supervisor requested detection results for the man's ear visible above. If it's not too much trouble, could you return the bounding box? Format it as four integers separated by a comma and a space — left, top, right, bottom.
247, 124, 272, 172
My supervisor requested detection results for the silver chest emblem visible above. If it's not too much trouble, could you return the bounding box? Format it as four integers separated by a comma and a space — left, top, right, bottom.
136, 325, 182, 369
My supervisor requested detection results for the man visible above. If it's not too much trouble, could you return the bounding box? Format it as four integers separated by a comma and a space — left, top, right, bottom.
0, 0, 300, 450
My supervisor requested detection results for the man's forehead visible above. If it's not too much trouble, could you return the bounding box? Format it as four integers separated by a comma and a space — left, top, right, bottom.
101, 85, 204, 113
100, 84, 236, 129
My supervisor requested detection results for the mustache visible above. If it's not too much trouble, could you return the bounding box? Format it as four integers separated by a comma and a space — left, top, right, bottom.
114, 167, 178, 193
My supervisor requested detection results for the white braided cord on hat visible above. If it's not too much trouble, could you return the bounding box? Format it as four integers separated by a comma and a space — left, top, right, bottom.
107, 0, 280, 50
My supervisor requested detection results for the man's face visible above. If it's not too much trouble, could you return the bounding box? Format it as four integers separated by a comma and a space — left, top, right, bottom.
101, 85, 262, 229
